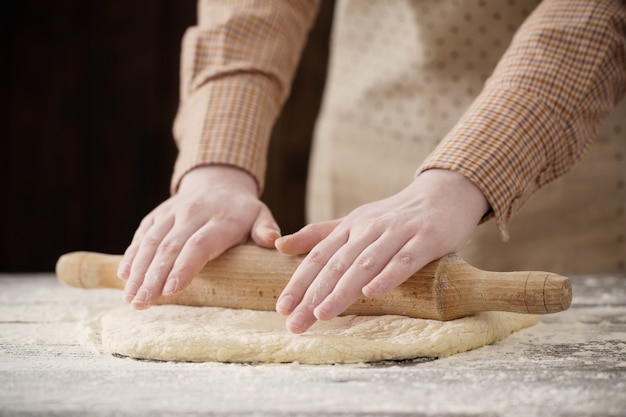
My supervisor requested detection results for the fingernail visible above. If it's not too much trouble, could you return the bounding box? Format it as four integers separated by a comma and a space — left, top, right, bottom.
276, 295, 295, 315
132, 288, 152, 309
117, 262, 129, 280
314, 304, 331, 320
122, 282, 138, 303
287, 312, 305, 333
162, 277, 179, 296
362, 284, 379, 298
267, 230, 281, 243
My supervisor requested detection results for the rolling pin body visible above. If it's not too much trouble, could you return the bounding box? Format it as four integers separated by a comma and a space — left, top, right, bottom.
56, 244, 571, 320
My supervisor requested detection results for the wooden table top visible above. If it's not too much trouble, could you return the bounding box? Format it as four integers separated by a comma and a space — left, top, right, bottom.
1, 273, 625, 417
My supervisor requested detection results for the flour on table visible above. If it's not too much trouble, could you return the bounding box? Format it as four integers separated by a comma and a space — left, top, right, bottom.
101, 305, 538, 364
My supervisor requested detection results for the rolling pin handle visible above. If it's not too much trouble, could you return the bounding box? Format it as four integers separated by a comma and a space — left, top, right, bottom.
55, 251, 87, 288
55, 251, 124, 290
524, 272, 572, 314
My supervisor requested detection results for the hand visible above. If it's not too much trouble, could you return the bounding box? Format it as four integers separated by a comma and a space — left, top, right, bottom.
117, 165, 280, 309
274, 169, 489, 334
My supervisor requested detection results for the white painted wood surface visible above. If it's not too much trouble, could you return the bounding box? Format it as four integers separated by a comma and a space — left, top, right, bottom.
1, 274, 625, 416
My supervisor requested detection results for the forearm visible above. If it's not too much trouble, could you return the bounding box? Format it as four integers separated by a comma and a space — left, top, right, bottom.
171, 0, 320, 195
418, 0, 626, 238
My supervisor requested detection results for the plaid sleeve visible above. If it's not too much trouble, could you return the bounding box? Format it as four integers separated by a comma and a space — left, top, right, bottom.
171, 0, 320, 194
418, 0, 626, 240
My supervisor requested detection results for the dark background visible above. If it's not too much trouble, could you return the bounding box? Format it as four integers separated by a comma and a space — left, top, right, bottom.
1, 1, 335, 271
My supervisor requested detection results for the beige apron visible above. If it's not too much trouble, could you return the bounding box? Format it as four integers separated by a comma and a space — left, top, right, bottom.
307, 0, 626, 274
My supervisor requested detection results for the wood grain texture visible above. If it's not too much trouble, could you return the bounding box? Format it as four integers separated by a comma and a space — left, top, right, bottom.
55, 244, 572, 319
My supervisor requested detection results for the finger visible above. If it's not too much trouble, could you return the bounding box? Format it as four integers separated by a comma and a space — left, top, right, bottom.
163, 218, 245, 298
250, 205, 281, 248
284, 254, 351, 333
122, 217, 174, 305
284, 230, 380, 333
284, 309, 319, 335
275, 230, 347, 316
361, 237, 436, 298
117, 215, 156, 280
130, 258, 172, 309
134, 223, 201, 307
275, 220, 340, 255
313, 233, 409, 320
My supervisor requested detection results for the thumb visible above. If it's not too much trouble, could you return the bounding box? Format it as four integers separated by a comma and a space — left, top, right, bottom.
250, 205, 281, 248
275, 219, 340, 255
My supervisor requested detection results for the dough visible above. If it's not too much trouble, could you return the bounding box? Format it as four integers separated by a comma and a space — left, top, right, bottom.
101, 305, 538, 364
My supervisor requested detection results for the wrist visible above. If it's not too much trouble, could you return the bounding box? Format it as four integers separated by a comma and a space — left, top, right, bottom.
415, 169, 490, 223
178, 165, 259, 196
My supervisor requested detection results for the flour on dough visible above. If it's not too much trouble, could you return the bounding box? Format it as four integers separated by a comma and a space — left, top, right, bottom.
101, 305, 538, 364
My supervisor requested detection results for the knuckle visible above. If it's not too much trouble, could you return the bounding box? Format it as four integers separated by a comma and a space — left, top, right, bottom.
181, 200, 203, 217
306, 249, 327, 266
187, 233, 211, 250
355, 254, 377, 271
137, 216, 155, 231
327, 258, 347, 274
144, 272, 162, 286
141, 233, 161, 248
170, 264, 195, 280
417, 222, 439, 240
215, 210, 238, 225
391, 252, 416, 270
130, 233, 143, 246
199, 207, 239, 227
366, 212, 400, 232
300, 223, 318, 233
157, 239, 181, 256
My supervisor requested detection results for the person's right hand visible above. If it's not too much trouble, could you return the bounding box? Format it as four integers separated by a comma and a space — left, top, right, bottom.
117, 165, 280, 309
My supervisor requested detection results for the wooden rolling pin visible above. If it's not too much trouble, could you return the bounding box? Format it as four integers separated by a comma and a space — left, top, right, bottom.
55, 244, 572, 320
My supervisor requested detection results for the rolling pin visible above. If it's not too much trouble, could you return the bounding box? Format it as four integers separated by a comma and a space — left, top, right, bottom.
55, 243, 572, 320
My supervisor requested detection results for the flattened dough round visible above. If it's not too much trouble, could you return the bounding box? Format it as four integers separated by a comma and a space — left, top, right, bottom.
101, 305, 538, 364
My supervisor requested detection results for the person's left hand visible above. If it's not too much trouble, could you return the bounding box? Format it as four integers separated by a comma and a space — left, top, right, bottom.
274, 169, 489, 334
